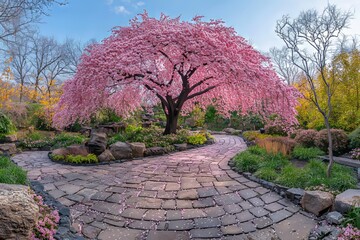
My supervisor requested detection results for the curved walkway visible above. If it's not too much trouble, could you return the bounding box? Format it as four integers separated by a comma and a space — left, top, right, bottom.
12, 135, 316, 240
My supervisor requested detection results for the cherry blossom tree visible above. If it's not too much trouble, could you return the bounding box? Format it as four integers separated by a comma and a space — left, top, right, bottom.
54, 12, 299, 134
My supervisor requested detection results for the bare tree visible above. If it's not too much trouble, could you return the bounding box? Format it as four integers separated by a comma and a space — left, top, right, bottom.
62, 39, 85, 75
41, 43, 67, 98
7, 31, 33, 101
30, 35, 64, 100
269, 46, 301, 85
0, 0, 65, 46
62, 38, 97, 76
276, 4, 352, 176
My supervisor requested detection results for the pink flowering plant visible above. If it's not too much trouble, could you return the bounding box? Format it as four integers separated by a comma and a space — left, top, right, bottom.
31, 194, 60, 240
338, 224, 360, 240
53, 12, 299, 135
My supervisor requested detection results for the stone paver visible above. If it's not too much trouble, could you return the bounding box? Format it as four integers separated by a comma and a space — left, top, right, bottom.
12, 135, 316, 239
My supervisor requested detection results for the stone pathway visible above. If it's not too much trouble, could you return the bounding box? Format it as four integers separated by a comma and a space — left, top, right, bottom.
12, 135, 317, 240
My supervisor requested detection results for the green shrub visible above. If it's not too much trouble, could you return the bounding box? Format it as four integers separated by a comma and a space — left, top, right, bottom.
19, 137, 52, 149
55, 154, 98, 164
0, 157, 27, 185
19, 132, 87, 149
28, 103, 53, 130
97, 108, 122, 124
294, 129, 318, 147
292, 146, 325, 160
187, 133, 207, 145
27, 132, 45, 141
51, 133, 87, 149
0, 112, 16, 134
233, 151, 262, 173
349, 126, 360, 149
264, 125, 287, 136
108, 134, 127, 145
315, 129, 349, 155
51, 154, 65, 161
108, 126, 192, 148
254, 167, 278, 181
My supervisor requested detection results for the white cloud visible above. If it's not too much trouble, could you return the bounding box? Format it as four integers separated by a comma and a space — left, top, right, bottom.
114, 5, 130, 14
136, 1, 145, 7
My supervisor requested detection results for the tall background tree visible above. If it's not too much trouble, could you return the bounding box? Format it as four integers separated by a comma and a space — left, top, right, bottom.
296, 38, 360, 132
276, 4, 352, 176
54, 13, 299, 134
268, 46, 301, 85
0, 0, 65, 48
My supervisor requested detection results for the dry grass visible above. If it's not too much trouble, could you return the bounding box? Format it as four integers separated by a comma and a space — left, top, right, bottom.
256, 137, 296, 156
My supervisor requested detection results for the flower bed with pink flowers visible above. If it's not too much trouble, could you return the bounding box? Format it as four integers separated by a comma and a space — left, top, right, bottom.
31, 194, 60, 240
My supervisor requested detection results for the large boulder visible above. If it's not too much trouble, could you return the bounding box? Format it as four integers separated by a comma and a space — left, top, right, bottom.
144, 147, 167, 156
1, 134, 17, 143
0, 143, 17, 155
223, 128, 242, 135
66, 145, 89, 156
334, 189, 360, 213
98, 149, 115, 162
129, 142, 146, 158
51, 145, 89, 157
174, 143, 188, 151
80, 127, 92, 137
110, 142, 132, 160
51, 147, 69, 157
301, 191, 334, 216
0, 184, 39, 240
87, 132, 107, 155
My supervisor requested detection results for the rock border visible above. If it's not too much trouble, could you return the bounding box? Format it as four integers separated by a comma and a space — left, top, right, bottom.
228, 158, 304, 204
30, 181, 84, 240
47, 141, 215, 167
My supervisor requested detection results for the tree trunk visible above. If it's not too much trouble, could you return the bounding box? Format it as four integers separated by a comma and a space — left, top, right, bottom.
164, 111, 179, 135
325, 117, 334, 177
19, 83, 23, 102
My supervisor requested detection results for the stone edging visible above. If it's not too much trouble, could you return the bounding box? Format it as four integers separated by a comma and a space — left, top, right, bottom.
47, 141, 215, 167
227, 159, 305, 205
30, 181, 84, 240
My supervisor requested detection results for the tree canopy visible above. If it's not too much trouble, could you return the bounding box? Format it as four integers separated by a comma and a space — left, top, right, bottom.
53, 12, 298, 133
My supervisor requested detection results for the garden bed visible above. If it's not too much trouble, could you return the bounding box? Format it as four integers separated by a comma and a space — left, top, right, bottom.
47, 127, 215, 165
48, 140, 214, 166
229, 146, 359, 205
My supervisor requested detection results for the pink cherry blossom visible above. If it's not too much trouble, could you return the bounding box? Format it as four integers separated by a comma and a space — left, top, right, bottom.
53, 12, 298, 133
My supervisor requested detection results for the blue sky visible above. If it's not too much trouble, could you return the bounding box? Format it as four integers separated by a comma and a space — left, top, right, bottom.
38, 0, 360, 52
